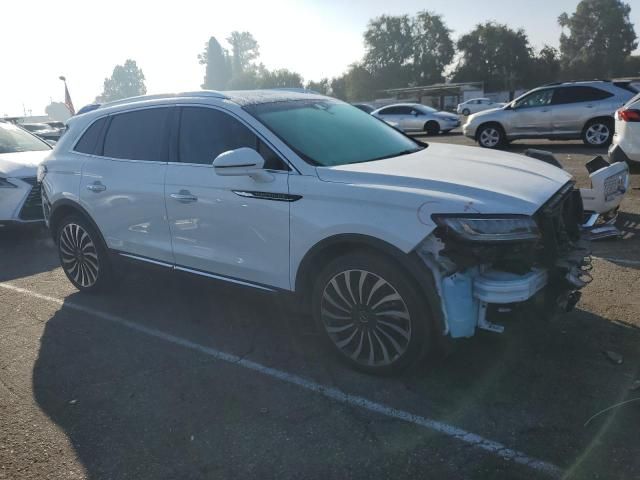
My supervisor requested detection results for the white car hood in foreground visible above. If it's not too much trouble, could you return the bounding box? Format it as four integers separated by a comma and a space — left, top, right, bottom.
0, 150, 49, 178
317, 143, 572, 216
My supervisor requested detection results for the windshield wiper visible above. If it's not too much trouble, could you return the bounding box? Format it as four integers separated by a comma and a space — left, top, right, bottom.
366, 147, 424, 163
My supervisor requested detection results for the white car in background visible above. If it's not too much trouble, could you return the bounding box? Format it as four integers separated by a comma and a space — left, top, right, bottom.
371, 103, 460, 135
0, 122, 51, 228
457, 98, 505, 116
610, 93, 640, 163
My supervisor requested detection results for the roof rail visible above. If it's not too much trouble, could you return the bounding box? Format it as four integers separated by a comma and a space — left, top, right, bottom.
100, 90, 228, 109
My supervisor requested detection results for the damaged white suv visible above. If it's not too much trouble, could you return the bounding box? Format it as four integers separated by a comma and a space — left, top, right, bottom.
41, 91, 592, 374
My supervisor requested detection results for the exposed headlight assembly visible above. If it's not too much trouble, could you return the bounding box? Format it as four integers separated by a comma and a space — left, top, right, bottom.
433, 215, 540, 242
0, 177, 17, 188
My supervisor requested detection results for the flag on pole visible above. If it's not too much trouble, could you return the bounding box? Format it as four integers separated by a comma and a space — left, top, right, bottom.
64, 82, 75, 116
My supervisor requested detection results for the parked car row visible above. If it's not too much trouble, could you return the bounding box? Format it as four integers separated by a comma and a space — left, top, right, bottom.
463, 80, 637, 149
19, 122, 65, 143
457, 98, 505, 116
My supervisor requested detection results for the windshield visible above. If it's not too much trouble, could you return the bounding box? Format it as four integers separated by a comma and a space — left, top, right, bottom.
245, 99, 424, 166
420, 105, 437, 113
0, 123, 51, 154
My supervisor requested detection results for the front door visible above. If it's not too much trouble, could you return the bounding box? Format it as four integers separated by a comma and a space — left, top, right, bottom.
510, 89, 554, 136
165, 106, 291, 290
79, 107, 174, 263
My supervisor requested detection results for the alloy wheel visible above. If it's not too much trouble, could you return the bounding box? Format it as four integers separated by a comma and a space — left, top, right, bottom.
585, 123, 610, 145
59, 223, 100, 288
479, 127, 500, 147
320, 269, 412, 367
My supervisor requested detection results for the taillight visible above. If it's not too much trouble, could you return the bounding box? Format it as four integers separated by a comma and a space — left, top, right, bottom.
618, 109, 640, 122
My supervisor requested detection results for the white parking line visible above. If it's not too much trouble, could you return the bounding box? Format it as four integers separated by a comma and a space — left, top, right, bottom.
0, 282, 562, 478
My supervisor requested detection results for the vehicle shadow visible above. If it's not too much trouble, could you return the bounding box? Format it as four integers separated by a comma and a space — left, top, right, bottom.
31, 269, 640, 479
0, 225, 59, 282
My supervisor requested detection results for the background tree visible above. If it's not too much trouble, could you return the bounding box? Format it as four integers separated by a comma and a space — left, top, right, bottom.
45, 101, 71, 121
528, 45, 562, 87
306, 78, 331, 95
411, 11, 455, 85
97, 59, 146, 102
558, 0, 637, 79
363, 14, 414, 89
198, 37, 231, 89
330, 76, 348, 100
257, 67, 304, 88
453, 22, 534, 93
227, 31, 260, 78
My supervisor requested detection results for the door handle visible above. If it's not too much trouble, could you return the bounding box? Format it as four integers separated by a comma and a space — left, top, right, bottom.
170, 191, 198, 203
86, 182, 106, 192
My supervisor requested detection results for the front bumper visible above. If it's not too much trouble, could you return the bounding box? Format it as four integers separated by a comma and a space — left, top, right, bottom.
462, 122, 476, 139
0, 176, 44, 227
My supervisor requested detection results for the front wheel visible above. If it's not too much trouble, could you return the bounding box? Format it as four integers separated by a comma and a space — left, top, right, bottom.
462, 108, 470, 116
312, 253, 431, 375
477, 124, 505, 148
57, 215, 114, 292
582, 119, 613, 147
424, 121, 440, 136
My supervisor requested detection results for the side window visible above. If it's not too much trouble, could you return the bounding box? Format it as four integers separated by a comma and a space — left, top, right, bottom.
103, 108, 169, 161
74, 117, 106, 154
396, 106, 412, 115
178, 107, 288, 171
378, 107, 396, 115
514, 89, 554, 109
553, 86, 614, 105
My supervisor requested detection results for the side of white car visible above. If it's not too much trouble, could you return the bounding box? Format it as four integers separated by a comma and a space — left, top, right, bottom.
41, 91, 592, 375
610, 93, 640, 163
456, 98, 503, 116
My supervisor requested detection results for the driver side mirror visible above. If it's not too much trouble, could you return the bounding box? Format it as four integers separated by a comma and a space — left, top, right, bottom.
213, 147, 267, 180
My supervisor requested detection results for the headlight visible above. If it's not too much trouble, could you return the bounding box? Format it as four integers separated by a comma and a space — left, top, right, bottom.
433, 215, 540, 242
0, 177, 17, 188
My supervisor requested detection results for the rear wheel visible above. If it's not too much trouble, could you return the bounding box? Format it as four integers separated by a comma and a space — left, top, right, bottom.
477, 124, 505, 148
57, 215, 114, 292
424, 121, 440, 136
582, 119, 613, 147
462, 108, 470, 116
312, 252, 431, 375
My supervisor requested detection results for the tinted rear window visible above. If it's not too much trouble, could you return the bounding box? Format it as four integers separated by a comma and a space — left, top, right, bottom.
103, 108, 169, 161
74, 117, 106, 154
553, 86, 613, 104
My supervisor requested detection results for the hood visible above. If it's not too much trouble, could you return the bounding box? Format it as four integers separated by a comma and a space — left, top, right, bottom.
0, 150, 50, 178
316, 143, 572, 216
468, 105, 508, 122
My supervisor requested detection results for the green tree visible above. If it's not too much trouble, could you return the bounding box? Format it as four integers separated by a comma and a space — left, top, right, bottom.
97, 59, 146, 102
411, 11, 455, 84
306, 78, 331, 95
529, 45, 561, 86
453, 23, 534, 92
558, 0, 637, 79
198, 36, 231, 89
363, 14, 414, 89
330, 76, 348, 100
257, 67, 303, 88
227, 31, 260, 77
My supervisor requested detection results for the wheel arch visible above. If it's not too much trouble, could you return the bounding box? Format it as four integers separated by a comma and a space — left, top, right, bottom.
475, 121, 505, 140
582, 115, 614, 132
48, 199, 104, 246
294, 234, 445, 334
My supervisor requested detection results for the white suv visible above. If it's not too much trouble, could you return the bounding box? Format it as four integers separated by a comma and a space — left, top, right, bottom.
41, 90, 592, 374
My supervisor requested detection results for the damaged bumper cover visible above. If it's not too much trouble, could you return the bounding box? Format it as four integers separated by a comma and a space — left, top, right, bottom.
418, 182, 592, 338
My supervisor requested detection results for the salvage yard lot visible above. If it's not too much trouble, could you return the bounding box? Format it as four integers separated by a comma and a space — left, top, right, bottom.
1, 135, 639, 480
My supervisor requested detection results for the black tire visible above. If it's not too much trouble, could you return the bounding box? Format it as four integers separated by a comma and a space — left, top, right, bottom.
582, 118, 613, 147
311, 252, 432, 375
462, 108, 470, 116
424, 121, 440, 136
56, 214, 114, 292
476, 123, 505, 149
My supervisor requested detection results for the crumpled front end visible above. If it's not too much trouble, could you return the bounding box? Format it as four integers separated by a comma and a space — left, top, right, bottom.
416, 182, 592, 338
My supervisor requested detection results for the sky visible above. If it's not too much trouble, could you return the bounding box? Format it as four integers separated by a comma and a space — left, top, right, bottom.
2, 0, 639, 117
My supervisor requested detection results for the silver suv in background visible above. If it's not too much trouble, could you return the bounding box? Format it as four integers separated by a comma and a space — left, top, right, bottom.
463, 81, 637, 148
372, 103, 460, 135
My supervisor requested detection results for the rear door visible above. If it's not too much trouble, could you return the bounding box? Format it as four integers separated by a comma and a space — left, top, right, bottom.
551, 86, 614, 135
164, 106, 291, 289
79, 107, 173, 263
510, 89, 554, 136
